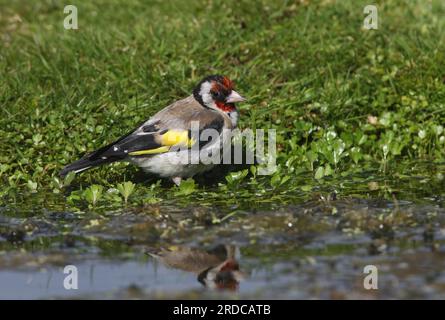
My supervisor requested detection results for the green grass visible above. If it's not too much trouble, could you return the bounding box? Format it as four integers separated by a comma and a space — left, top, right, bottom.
1, 0, 445, 207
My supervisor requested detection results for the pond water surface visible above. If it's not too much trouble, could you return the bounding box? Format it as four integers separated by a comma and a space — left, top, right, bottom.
1, 164, 445, 299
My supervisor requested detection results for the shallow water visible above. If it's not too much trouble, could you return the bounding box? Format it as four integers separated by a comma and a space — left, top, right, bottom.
1, 164, 445, 299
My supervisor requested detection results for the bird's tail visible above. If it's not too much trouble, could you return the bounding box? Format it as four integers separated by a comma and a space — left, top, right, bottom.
59, 141, 126, 177
59, 157, 115, 177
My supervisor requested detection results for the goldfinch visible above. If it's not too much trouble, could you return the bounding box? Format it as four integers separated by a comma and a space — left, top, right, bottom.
147, 244, 243, 290
60, 75, 246, 185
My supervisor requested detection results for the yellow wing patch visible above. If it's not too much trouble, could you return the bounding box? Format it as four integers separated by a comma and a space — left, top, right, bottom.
161, 130, 194, 147
128, 146, 170, 156
128, 130, 195, 156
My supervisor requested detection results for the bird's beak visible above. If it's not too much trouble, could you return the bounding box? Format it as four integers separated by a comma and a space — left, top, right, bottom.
226, 90, 246, 103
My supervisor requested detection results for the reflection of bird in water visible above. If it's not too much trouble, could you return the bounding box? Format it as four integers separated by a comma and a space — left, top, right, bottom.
146, 244, 244, 290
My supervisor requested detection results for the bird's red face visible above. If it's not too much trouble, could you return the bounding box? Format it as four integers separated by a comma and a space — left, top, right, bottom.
197, 258, 244, 291
211, 77, 237, 112
193, 75, 246, 112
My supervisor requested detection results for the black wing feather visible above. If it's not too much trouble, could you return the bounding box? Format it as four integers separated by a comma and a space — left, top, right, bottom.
60, 122, 161, 176
60, 112, 227, 177
89, 133, 161, 160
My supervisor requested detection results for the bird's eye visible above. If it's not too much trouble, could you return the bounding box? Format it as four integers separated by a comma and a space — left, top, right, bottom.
211, 90, 224, 101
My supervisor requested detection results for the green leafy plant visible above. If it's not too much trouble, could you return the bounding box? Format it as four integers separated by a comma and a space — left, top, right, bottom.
225, 169, 249, 186
174, 178, 196, 196
83, 185, 104, 207
27, 180, 38, 193
142, 181, 162, 204
117, 181, 136, 204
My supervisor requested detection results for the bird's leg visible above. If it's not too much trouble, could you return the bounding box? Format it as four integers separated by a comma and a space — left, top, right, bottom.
172, 177, 182, 186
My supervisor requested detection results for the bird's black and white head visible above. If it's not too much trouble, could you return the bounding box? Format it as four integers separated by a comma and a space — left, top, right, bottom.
193, 75, 246, 113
